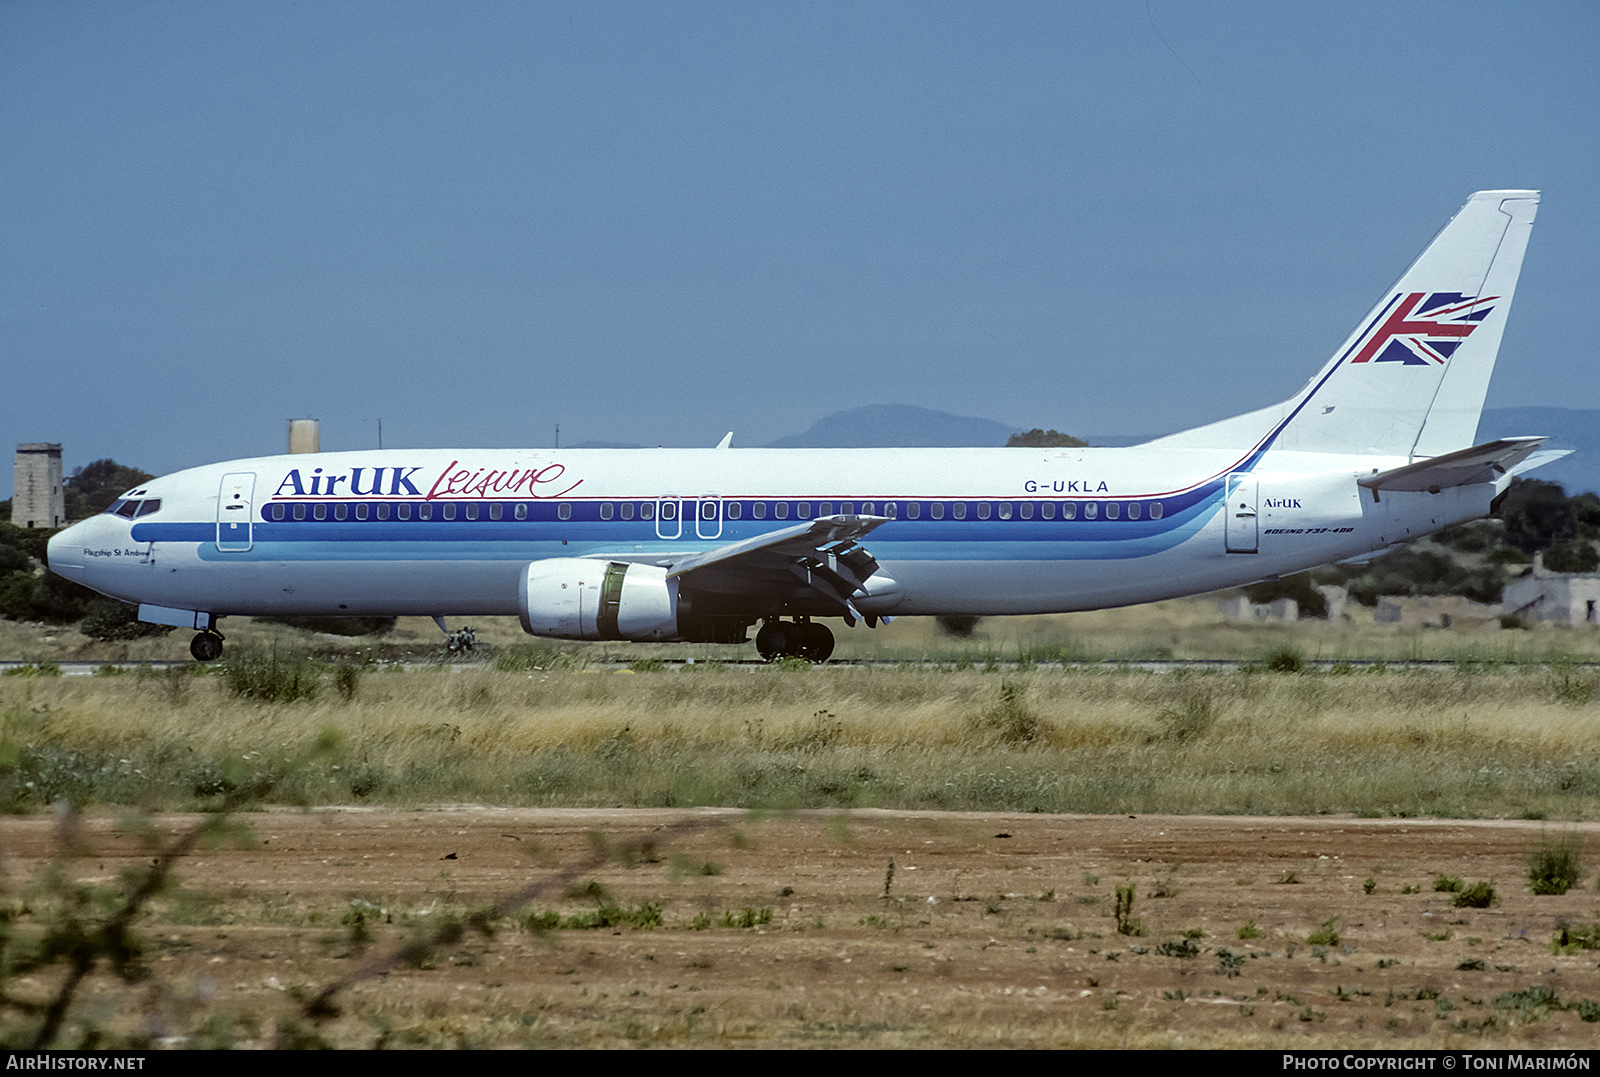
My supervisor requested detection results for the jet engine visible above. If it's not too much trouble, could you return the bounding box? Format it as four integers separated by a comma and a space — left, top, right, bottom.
518, 558, 678, 641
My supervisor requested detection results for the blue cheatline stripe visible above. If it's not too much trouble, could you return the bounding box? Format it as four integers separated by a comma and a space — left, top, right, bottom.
139, 483, 1227, 563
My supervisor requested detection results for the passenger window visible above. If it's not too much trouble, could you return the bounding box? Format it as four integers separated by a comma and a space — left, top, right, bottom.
883, 503, 896, 519
397, 504, 411, 520
1019, 502, 1033, 520
977, 503, 991, 520
930, 503, 944, 520
1151, 501, 1165, 520
797, 503, 810, 519
271, 504, 285, 521
907, 502, 920, 519
620, 502, 633, 521
998, 502, 1012, 520
753, 502, 766, 519
442, 504, 456, 521
727, 502, 741, 520
1084, 503, 1098, 520
376, 504, 390, 521
774, 502, 788, 520
558, 503, 572, 521
464, 504, 478, 521
600, 503, 614, 520
490, 503, 503, 521
1127, 502, 1141, 520
661, 502, 676, 521
641, 503, 654, 520
313, 504, 327, 521
293, 504, 306, 521
418, 503, 431, 520
953, 503, 967, 520
1106, 502, 1120, 520
356, 504, 369, 521
818, 502, 832, 516
335, 504, 348, 521
840, 502, 853, 514
513, 503, 527, 521
1041, 502, 1055, 520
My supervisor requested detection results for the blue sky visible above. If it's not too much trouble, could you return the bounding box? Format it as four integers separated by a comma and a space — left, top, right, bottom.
4, 1, 1597, 492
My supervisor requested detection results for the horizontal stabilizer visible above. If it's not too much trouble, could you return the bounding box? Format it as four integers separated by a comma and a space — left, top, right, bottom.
1505, 448, 1572, 481
1357, 437, 1547, 494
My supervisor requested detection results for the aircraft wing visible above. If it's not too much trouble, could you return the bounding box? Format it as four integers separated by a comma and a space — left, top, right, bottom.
1358, 437, 1549, 494
666, 514, 891, 624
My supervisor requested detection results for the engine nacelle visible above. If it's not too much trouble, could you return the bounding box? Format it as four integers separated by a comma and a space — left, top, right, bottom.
519, 558, 679, 641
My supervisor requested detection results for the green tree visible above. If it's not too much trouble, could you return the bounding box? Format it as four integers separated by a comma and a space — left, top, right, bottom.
1006, 428, 1088, 448
1497, 479, 1575, 555
64, 460, 154, 520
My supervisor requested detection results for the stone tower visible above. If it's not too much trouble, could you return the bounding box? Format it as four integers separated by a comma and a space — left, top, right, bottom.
12, 444, 65, 529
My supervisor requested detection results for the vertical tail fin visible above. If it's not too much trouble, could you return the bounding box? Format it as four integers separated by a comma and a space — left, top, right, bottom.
1272, 190, 1539, 458
1150, 191, 1539, 459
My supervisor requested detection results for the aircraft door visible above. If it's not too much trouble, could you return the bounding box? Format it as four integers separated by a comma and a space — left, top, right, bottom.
216, 473, 256, 552
695, 495, 722, 540
655, 496, 682, 540
1225, 473, 1258, 553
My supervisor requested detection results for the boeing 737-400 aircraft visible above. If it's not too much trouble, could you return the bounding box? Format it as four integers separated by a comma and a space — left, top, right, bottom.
48, 190, 1559, 662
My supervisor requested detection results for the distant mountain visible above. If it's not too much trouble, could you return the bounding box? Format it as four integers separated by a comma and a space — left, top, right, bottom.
1478, 407, 1599, 495
763, 405, 1019, 448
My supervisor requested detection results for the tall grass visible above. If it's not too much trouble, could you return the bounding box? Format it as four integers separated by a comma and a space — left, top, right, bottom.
2, 663, 1599, 817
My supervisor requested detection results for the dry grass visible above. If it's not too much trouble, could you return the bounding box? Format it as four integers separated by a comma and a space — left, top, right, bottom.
3, 661, 1599, 818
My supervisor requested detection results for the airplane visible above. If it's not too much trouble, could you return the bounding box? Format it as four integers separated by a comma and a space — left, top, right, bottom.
47, 190, 1558, 663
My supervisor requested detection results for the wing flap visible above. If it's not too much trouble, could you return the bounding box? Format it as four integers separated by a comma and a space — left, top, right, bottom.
666, 514, 890, 624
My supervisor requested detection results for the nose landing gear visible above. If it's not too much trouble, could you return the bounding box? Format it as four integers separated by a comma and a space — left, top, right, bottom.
190, 630, 225, 662
754, 619, 834, 663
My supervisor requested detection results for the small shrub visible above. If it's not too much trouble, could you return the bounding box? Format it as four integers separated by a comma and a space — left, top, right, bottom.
969, 680, 1041, 745
1453, 881, 1497, 908
1263, 647, 1304, 673
1237, 919, 1261, 940
1432, 874, 1462, 893
1552, 924, 1600, 954
1528, 834, 1586, 896
1156, 937, 1199, 958
1155, 690, 1217, 742
1114, 884, 1144, 937
220, 649, 320, 703
1307, 918, 1341, 946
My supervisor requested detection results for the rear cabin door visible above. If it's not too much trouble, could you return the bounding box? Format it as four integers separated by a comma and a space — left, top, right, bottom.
216, 473, 255, 552
1224, 473, 1258, 554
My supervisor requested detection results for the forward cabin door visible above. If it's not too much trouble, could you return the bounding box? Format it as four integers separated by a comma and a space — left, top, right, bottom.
1224, 473, 1258, 553
216, 473, 255, 552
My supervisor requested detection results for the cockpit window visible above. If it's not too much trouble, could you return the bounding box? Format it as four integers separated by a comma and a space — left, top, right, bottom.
115, 500, 139, 518
135, 499, 162, 517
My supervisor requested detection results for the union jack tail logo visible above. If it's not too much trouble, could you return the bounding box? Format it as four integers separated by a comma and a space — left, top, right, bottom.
1346, 292, 1498, 366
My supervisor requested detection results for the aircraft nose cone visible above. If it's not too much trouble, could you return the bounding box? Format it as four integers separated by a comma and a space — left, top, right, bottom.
46, 521, 89, 580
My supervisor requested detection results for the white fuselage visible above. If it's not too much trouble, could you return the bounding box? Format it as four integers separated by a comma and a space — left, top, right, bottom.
45, 443, 1491, 624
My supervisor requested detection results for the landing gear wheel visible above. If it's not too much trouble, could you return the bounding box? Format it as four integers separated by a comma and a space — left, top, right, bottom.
754, 621, 793, 662
190, 631, 224, 662
797, 622, 835, 663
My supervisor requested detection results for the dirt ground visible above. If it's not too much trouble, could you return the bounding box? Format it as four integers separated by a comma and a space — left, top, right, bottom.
5, 807, 1600, 1048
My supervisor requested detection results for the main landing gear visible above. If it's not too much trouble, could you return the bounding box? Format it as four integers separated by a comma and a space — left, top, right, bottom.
190, 630, 224, 662
754, 619, 835, 663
